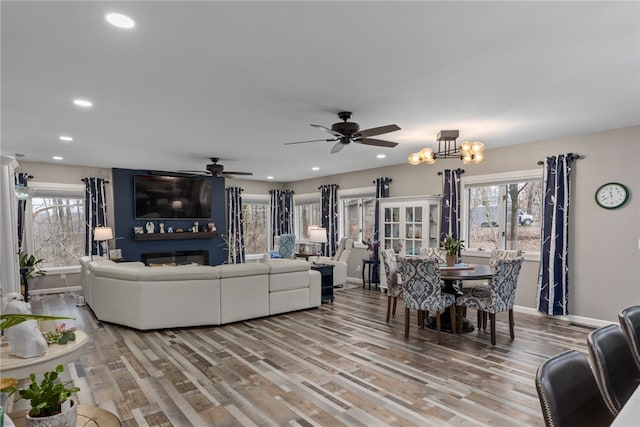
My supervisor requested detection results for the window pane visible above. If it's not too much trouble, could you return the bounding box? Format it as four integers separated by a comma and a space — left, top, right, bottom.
32, 197, 85, 267
505, 181, 542, 252
296, 202, 321, 239
467, 185, 501, 251
343, 199, 360, 241
362, 198, 375, 242
242, 203, 268, 254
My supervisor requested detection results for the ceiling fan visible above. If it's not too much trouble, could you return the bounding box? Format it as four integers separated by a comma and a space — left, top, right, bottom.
179, 157, 253, 177
285, 111, 401, 153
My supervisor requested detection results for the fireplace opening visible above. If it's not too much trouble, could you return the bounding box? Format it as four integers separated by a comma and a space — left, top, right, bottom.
141, 250, 209, 266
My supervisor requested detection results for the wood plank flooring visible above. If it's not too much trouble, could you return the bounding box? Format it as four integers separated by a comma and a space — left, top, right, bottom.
26, 286, 594, 426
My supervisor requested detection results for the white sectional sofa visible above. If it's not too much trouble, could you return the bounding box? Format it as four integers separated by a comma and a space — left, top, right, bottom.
80, 257, 321, 330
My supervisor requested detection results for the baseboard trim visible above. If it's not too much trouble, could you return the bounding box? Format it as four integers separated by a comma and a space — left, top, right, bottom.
514, 305, 615, 328
29, 285, 81, 296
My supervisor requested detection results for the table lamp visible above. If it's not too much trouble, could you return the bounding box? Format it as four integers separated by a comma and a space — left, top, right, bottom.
93, 226, 113, 260
309, 227, 327, 263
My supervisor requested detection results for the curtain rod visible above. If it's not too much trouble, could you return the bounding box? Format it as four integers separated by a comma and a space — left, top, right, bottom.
81, 178, 110, 183
371, 178, 393, 183
537, 154, 582, 165
437, 169, 465, 176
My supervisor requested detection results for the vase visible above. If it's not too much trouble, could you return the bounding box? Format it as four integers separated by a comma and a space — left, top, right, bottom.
26, 399, 77, 427
446, 254, 456, 267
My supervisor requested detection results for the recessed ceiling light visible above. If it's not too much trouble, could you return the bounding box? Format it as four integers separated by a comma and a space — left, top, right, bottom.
312, 166, 320, 171
52, 156, 63, 161
105, 13, 135, 29
59, 136, 73, 142
73, 99, 93, 108
267, 176, 274, 180
376, 154, 386, 159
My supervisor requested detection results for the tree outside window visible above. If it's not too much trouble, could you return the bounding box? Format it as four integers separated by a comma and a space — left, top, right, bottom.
295, 202, 321, 239
32, 197, 85, 267
341, 196, 375, 243
242, 202, 268, 255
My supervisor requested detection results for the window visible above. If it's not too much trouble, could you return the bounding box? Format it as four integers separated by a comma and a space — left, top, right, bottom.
29, 183, 85, 268
294, 194, 321, 240
462, 170, 543, 254
339, 187, 376, 243
242, 195, 269, 255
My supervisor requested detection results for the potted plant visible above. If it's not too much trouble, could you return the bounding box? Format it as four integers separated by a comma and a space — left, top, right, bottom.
441, 234, 465, 266
6, 364, 79, 427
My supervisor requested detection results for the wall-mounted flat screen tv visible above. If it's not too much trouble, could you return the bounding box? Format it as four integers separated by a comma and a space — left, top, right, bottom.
134, 174, 212, 220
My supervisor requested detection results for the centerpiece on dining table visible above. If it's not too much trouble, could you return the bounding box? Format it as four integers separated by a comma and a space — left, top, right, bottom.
441, 234, 465, 267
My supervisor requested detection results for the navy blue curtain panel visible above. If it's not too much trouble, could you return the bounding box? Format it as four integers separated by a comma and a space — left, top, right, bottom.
320, 184, 339, 257
269, 189, 294, 246
84, 177, 108, 256
226, 186, 245, 264
15, 172, 29, 252
440, 169, 462, 241
537, 154, 575, 315
374, 177, 391, 259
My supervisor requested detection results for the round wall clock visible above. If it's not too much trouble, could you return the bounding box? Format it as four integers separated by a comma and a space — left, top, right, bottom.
595, 182, 629, 209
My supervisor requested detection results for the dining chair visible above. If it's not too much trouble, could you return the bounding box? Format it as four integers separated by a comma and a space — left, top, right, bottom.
473, 249, 524, 330
618, 305, 640, 370
587, 323, 640, 415
381, 249, 403, 323
418, 247, 464, 297
535, 350, 615, 427
397, 257, 456, 344
455, 256, 523, 344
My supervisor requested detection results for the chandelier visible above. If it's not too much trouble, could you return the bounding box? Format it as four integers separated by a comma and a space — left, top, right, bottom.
408, 130, 485, 165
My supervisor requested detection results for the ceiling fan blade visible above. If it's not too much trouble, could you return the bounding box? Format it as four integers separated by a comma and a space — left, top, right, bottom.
311, 124, 344, 138
331, 142, 346, 154
284, 138, 337, 145
355, 124, 401, 138
221, 171, 253, 176
356, 138, 399, 148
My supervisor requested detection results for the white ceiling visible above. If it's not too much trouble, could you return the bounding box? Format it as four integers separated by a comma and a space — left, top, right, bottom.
2, 1, 639, 182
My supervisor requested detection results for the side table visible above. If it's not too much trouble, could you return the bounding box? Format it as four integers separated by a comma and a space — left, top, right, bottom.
362, 259, 380, 290
310, 263, 334, 303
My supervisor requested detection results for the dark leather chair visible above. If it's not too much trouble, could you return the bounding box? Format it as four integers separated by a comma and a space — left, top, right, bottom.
619, 305, 640, 370
535, 350, 615, 427
587, 324, 640, 415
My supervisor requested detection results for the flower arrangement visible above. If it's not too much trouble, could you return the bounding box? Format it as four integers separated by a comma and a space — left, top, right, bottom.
363, 239, 380, 251
42, 322, 76, 345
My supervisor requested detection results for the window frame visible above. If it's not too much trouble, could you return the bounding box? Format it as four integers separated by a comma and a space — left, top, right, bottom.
460, 169, 542, 261
293, 192, 321, 241
338, 186, 376, 243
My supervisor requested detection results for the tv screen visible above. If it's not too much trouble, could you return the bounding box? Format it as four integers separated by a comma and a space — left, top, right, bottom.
134, 175, 212, 220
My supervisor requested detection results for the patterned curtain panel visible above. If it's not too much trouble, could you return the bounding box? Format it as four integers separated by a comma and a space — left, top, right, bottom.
320, 184, 339, 257
226, 186, 245, 264
15, 172, 29, 253
440, 168, 462, 241
84, 177, 108, 256
269, 189, 294, 245
537, 154, 575, 316
374, 177, 391, 259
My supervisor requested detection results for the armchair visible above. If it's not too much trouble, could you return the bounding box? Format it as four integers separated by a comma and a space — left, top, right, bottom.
316, 237, 353, 287
266, 234, 297, 260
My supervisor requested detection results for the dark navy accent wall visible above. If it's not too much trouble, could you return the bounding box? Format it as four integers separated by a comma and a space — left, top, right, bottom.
112, 168, 227, 266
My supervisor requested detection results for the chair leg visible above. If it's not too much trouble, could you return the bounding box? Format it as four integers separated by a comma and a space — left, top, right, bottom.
435, 310, 442, 344
449, 305, 457, 334
477, 310, 482, 330
386, 296, 392, 323
457, 306, 463, 335
489, 312, 496, 345
417, 310, 423, 327
392, 296, 398, 318
482, 311, 488, 330
509, 309, 515, 339
405, 307, 410, 338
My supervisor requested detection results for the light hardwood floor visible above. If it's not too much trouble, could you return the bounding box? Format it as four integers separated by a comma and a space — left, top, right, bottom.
26, 286, 594, 427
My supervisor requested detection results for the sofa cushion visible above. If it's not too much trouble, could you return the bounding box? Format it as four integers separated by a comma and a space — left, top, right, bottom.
93, 263, 219, 281
266, 259, 310, 274
215, 263, 269, 278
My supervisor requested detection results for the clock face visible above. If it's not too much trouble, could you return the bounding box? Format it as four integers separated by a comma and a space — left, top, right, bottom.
595, 182, 629, 209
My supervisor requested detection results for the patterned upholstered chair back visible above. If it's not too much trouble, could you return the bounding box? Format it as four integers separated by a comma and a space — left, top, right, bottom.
489, 249, 522, 267
381, 249, 402, 297
418, 247, 447, 264
397, 257, 447, 312
277, 233, 297, 259
488, 256, 523, 312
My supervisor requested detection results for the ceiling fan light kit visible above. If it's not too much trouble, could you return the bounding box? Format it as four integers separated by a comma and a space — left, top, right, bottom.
408, 130, 486, 165
285, 111, 401, 154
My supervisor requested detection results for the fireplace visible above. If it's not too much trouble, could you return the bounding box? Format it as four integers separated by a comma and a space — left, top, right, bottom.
141, 250, 209, 266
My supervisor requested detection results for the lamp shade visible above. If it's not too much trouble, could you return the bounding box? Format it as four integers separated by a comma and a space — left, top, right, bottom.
94, 226, 113, 241
309, 227, 327, 244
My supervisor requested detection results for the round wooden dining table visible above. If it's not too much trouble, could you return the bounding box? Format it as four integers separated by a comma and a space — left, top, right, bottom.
425, 264, 493, 333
